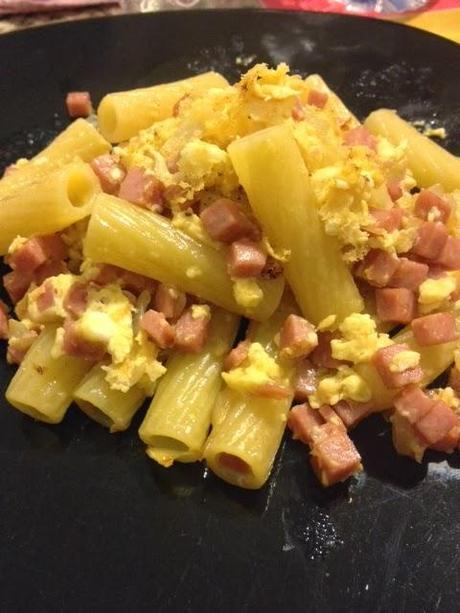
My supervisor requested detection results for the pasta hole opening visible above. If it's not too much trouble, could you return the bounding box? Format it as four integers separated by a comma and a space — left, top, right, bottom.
66, 169, 95, 208
76, 400, 113, 429
149, 436, 189, 455
218, 452, 251, 475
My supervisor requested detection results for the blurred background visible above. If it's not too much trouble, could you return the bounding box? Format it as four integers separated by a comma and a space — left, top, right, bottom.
0, 0, 459, 42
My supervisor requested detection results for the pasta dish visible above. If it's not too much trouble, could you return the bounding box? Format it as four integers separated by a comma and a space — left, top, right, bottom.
1, 64, 460, 489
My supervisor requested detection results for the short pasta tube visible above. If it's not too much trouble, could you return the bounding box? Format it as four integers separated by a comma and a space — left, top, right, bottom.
73, 364, 146, 433
357, 310, 460, 412
203, 298, 295, 490
365, 109, 460, 192
0, 119, 109, 199
0, 160, 100, 254
84, 194, 284, 320
6, 325, 93, 424
139, 308, 239, 466
228, 124, 363, 325
98, 71, 229, 142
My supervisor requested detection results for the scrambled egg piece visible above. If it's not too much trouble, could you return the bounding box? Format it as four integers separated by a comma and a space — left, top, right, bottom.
239, 62, 303, 101
418, 276, 456, 314
27, 274, 76, 323
331, 313, 391, 364
176, 139, 238, 197
78, 285, 134, 364
103, 330, 166, 394
430, 387, 460, 412
311, 156, 379, 262
389, 350, 420, 373
232, 278, 263, 308
191, 304, 211, 320
7, 235, 27, 255
308, 365, 371, 408
222, 342, 285, 394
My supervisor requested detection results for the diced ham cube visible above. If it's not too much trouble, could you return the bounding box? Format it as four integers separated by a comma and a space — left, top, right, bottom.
387, 182, 403, 202
287, 403, 323, 446
174, 308, 210, 353
308, 89, 328, 109
118, 167, 164, 210
344, 126, 377, 151
90, 155, 126, 195
375, 287, 416, 324
200, 198, 259, 243
293, 359, 317, 402
394, 385, 434, 424
36, 281, 55, 313
373, 343, 423, 389
355, 249, 399, 288
430, 417, 460, 453
62, 320, 106, 361
38, 234, 67, 262
411, 312, 458, 346
223, 339, 250, 372
3, 270, 32, 303
140, 309, 175, 349
388, 258, 428, 291
291, 99, 306, 121
154, 284, 186, 320
66, 91, 92, 118
227, 239, 267, 278
333, 400, 373, 429
34, 260, 68, 286
414, 400, 459, 445
369, 208, 403, 233
278, 314, 318, 360
310, 331, 345, 369
0, 308, 8, 340
411, 222, 448, 261
437, 236, 460, 271
415, 189, 451, 223
8, 238, 47, 274
64, 283, 89, 318
310, 424, 362, 486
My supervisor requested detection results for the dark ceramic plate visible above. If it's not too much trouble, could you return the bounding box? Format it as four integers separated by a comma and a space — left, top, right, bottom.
1, 10, 459, 613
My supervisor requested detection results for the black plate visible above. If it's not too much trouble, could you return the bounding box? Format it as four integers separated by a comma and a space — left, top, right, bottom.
1, 10, 460, 613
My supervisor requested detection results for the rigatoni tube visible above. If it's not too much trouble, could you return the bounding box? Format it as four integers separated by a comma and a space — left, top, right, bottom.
203, 298, 296, 490
0, 160, 101, 254
228, 124, 363, 325
73, 364, 146, 433
98, 72, 229, 143
84, 194, 284, 320
365, 109, 460, 192
0, 119, 109, 199
6, 325, 93, 424
139, 308, 239, 466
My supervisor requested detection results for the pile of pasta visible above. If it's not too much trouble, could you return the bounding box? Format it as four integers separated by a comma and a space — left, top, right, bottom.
2, 64, 460, 490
